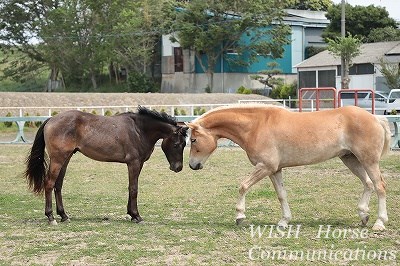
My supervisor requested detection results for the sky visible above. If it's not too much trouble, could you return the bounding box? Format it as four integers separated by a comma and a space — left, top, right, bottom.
331, 0, 400, 21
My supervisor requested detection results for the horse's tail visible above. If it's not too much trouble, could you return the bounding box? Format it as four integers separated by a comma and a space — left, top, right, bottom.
24, 118, 50, 194
376, 115, 391, 158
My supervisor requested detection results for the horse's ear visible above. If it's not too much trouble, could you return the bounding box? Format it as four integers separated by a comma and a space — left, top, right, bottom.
178, 125, 189, 136
185, 122, 199, 130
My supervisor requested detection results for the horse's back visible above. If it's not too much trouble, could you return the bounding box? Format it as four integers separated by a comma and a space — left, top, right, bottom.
43, 110, 138, 162
261, 106, 386, 167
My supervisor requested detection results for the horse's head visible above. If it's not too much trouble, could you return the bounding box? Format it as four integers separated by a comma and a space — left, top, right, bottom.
186, 121, 217, 170
161, 126, 189, 172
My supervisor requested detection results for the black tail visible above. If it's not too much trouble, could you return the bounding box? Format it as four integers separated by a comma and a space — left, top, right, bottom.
24, 118, 50, 194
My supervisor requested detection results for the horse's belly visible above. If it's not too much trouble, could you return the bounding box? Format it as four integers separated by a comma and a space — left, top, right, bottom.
279, 145, 347, 168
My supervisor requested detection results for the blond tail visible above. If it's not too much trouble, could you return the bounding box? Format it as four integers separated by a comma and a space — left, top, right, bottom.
376, 115, 391, 158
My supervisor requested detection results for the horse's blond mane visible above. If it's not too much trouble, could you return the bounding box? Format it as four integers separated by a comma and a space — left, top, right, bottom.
194, 104, 285, 122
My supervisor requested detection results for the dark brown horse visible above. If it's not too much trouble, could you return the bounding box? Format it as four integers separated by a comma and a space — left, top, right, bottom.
25, 106, 188, 225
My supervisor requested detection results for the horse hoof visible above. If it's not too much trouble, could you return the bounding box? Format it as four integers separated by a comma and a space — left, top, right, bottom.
372, 220, 385, 231
361, 215, 369, 226
131, 217, 143, 224
61, 218, 70, 223
277, 220, 289, 229
48, 220, 58, 226
236, 218, 246, 226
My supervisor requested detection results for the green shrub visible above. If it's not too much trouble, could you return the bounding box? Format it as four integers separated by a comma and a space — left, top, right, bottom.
24, 113, 34, 128
51, 111, 59, 116
128, 72, 158, 93
270, 82, 297, 99
194, 107, 206, 116
237, 85, 252, 94
35, 113, 43, 128
91, 110, 97, 115
104, 110, 113, 116
4, 112, 13, 127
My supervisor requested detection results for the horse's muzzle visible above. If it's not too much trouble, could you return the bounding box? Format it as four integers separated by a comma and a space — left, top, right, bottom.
170, 164, 183, 173
189, 162, 202, 170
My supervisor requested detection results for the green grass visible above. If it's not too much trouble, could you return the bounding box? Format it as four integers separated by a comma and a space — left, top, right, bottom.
0, 145, 399, 265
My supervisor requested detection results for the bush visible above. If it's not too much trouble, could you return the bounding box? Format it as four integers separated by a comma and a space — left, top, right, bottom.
174, 108, 187, 116
4, 112, 13, 127
104, 110, 113, 116
237, 86, 252, 94
35, 113, 42, 128
128, 72, 158, 93
194, 107, 206, 116
91, 110, 97, 115
51, 111, 59, 116
270, 82, 297, 99
24, 113, 34, 128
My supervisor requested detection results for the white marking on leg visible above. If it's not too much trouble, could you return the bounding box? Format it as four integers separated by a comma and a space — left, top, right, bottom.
235, 163, 272, 223
270, 170, 291, 228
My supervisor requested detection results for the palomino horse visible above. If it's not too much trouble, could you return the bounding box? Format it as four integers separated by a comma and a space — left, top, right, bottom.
25, 106, 188, 225
186, 105, 390, 231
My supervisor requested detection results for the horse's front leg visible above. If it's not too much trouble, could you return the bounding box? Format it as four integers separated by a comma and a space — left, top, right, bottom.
236, 163, 273, 225
270, 170, 292, 228
127, 161, 144, 223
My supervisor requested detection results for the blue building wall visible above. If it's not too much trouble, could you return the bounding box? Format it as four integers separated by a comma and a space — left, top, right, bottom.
194, 29, 294, 75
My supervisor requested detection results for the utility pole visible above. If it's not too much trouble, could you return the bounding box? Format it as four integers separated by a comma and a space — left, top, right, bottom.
341, 0, 346, 89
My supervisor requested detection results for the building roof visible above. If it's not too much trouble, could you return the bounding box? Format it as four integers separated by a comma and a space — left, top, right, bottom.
284, 9, 329, 27
295, 41, 400, 68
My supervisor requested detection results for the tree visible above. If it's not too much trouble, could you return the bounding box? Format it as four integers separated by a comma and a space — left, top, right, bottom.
250, 61, 283, 91
172, 0, 291, 92
0, 1, 57, 91
323, 4, 397, 42
0, 0, 170, 91
367, 27, 400, 43
327, 34, 362, 89
285, 0, 332, 11
111, 0, 173, 84
379, 58, 400, 91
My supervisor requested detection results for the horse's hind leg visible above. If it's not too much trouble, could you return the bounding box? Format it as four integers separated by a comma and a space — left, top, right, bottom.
340, 154, 374, 226
54, 157, 71, 222
45, 161, 64, 225
363, 163, 388, 231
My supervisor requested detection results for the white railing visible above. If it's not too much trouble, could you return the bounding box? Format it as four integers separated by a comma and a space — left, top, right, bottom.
0, 103, 229, 117
0, 98, 391, 116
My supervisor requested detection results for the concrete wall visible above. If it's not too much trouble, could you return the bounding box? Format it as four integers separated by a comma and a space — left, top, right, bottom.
161, 73, 297, 93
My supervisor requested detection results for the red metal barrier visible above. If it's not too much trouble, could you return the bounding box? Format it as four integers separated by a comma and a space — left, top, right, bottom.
299, 87, 337, 112
337, 89, 375, 114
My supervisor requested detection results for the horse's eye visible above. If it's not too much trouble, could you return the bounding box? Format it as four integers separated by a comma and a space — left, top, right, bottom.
191, 138, 196, 143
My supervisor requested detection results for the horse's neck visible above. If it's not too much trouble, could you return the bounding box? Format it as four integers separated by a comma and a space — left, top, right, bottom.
200, 109, 255, 146
139, 118, 173, 143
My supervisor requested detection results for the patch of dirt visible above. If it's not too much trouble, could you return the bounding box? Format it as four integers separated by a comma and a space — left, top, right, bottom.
0, 92, 271, 116
0, 92, 268, 107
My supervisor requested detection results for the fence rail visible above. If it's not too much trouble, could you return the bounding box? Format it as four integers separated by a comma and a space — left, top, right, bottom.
1, 102, 400, 148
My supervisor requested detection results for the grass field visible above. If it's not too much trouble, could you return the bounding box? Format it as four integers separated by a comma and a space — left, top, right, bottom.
0, 145, 399, 265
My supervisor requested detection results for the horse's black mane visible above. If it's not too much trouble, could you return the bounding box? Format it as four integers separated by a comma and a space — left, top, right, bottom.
137, 106, 177, 126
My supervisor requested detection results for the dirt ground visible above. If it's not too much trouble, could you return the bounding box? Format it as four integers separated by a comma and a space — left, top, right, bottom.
0, 92, 272, 117
0, 92, 268, 109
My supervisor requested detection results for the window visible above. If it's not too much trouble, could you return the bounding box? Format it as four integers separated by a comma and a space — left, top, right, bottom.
318, 70, 335, 87
337, 63, 374, 76
174, 47, 183, 72
299, 71, 316, 88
